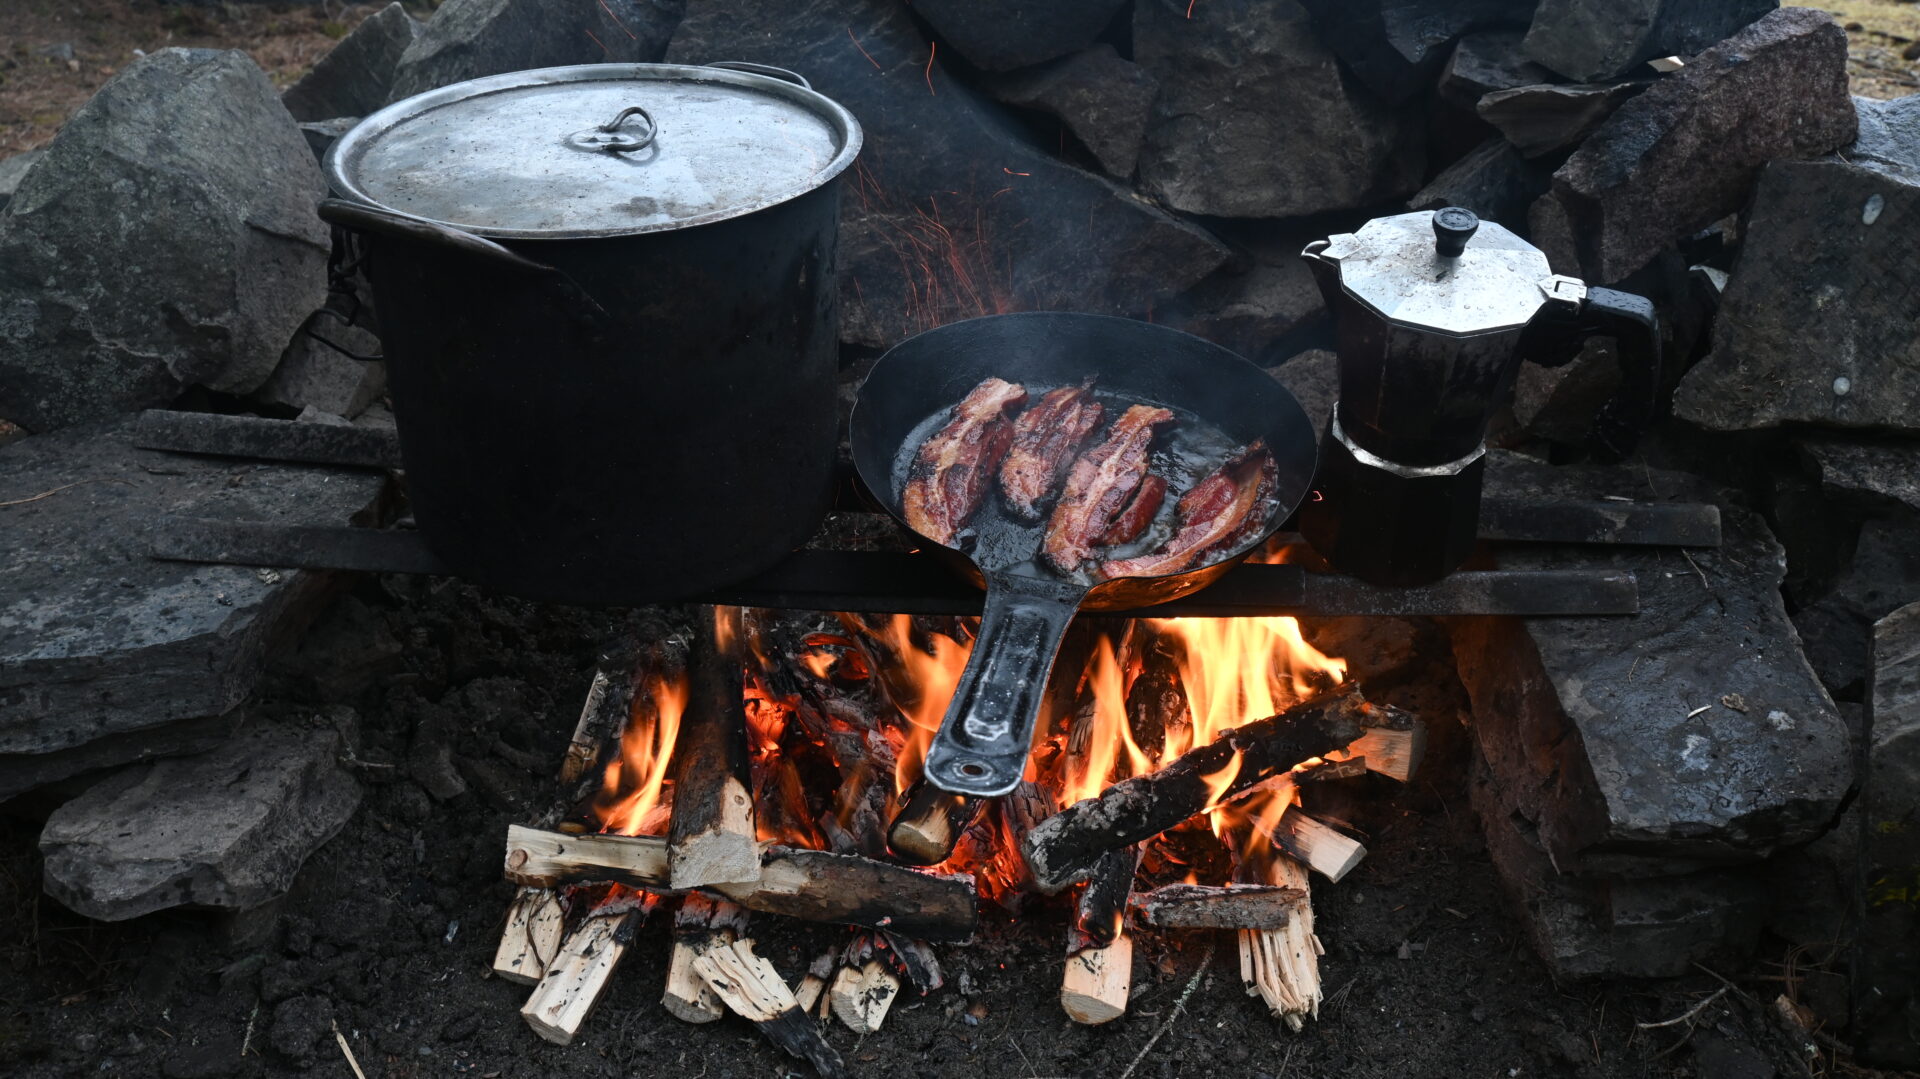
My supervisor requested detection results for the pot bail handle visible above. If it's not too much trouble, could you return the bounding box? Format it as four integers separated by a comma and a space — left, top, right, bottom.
705, 61, 812, 90
569, 106, 657, 154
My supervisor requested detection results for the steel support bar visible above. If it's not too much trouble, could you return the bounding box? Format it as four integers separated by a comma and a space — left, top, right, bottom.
134, 410, 401, 470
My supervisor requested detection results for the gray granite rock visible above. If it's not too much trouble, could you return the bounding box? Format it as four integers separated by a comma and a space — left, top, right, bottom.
1266, 348, 1338, 430
1538, 8, 1855, 283
1524, 0, 1778, 82
1134, 0, 1423, 218
0, 148, 42, 212
1166, 230, 1329, 366
39, 722, 360, 920
282, 2, 418, 122
1800, 437, 1920, 514
0, 49, 330, 431
0, 416, 388, 759
298, 117, 357, 163
911, 0, 1126, 72
1297, 0, 1537, 104
1440, 30, 1559, 111
1507, 338, 1622, 446
390, 0, 681, 101
1478, 81, 1646, 157
985, 45, 1156, 179
1859, 601, 1920, 1068
0, 710, 243, 805
257, 315, 386, 419
1452, 452, 1852, 874
1407, 137, 1554, 233
1672, 93, 1917, 433
667, 0, 1227, 349
1792, 513, 1920, 700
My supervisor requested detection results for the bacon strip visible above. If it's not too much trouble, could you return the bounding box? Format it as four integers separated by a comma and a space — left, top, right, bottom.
1101, 441, 1278, 579
903, 377, 1028, 547
998, 380, 1105, 519
1094, 473, 1166, 546
1043, 405, 1177, 574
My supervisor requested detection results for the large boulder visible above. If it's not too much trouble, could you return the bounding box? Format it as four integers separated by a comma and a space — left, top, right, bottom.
389, 0, 682, 101
1791, 513, 1920, 700
256, 315, 387, 420
1859, 601, 1920, 1068
1524, 0, 1779, 82
1408, 136, 1554, 233
0, 50, 329, 432
1296, 0, 1537, 104
0, 149, 41, 212
1476, 81, 1645, 158
910, 0, 1127, 72
1439, 30, 1559, 111
1672, 92, 1917, 433
1534, 7, 1855, 283
39, 722, 360, 920
1134, 0, 1422, 218
666, 0, 1228, 349
281, 2, 420, 122
984, 45, 1157, 179
1800, 437, 1920, 515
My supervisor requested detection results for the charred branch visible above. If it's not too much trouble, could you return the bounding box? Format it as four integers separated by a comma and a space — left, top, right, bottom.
692, 937, 848, 1079
668, 607, 760, 889
886, 780, 983, 866
1131, 883, 1304, 930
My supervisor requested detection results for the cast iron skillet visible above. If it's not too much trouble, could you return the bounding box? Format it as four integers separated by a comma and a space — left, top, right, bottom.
850, 312, 1317, 797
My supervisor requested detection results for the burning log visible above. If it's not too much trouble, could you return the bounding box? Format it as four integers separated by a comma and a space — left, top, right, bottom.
1060, 846, 1140, 1025
1022, 688, 1402, 891
503, 825, 979, 941
519, 892, 654, 1045
1131, 883, 1304, 930
691, 937, 848, 1079
669, 607, 760, 889
828, 933, 903, 1034
493, 887, 567, 985
886, 780, 983, 866
1237, 856, 1321, 1031
1124, 627, 1191, 760
881, 931, 945, 994
663, 894, 748, 1024
1261, 807, 1367, 883
1329, 712, 1427, 782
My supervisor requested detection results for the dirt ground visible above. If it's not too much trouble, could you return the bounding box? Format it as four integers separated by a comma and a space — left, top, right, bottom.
0, 576, 1859, 1079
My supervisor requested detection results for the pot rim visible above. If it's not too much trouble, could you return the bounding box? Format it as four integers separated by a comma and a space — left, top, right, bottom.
323, 62, 864, 242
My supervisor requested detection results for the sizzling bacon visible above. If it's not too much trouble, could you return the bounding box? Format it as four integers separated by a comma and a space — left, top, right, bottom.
1043, 404, 1177, 574
1100, 440, 1278, 579
902, 377, 1028, 547
998, 380, 1106, 519
1094, 473, 1166, 546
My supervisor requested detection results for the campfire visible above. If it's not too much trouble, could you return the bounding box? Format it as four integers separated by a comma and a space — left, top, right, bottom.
491, 587, 1424, 1073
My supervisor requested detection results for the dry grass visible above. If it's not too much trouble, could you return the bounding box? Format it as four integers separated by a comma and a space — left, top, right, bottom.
1818, 0, 1920, 98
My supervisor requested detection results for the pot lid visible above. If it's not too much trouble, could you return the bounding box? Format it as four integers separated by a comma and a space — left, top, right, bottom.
325, 63, 862, 240
1309, 209, 1563, 337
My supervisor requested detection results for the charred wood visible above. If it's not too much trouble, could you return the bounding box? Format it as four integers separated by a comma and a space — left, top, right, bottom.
691, 937, 848, 1079
828, 933, 902, 1034
492, 887, 567, 985
881, 931, 944, 995
886, 780, 983, 866
663, 894, 748, 1024
1259, 808, 1367, 883
519, 893, 654, 1045
1131, 883, 1303, 930
668, 606, 760, 889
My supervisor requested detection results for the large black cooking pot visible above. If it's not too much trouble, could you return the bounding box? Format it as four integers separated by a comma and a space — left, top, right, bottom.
319, 63, 861, 605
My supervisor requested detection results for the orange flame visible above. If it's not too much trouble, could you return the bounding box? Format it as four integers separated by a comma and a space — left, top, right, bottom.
868, 616, 972, 796
594, 673, 688, 836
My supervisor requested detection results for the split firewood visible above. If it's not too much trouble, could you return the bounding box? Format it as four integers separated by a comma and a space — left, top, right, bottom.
1131, 883, 1304, 930
691, 937, 848, 1079
519, 892, 654, 1045
1236, 855, 1321, 1031
886, 780, 982, 866
669, 607, 760, 889
504, 825, 979, 941
492, 887, 568, 985
1061, 934, 1133, 1025
828, 934, 902, 1034
1326, 711, 1427, 782
793, 949, 839, 1015
1022, 688, 1406, 891
663, 894, 748, 1024
1258, 807, 1367, 883
558, 670, 615, 787
881, 931, 945, 994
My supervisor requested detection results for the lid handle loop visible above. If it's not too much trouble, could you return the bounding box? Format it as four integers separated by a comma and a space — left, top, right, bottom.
567, 106, 657, 154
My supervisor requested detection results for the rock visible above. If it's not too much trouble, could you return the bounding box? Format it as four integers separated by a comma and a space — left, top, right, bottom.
282, 2, 418, 122
1165, 232, 1330, 366
267, 995, 336, 1061
910, 0, 1127, 72
268, 596, 404, 701
257, 315, 386, 419
1134, 0, 1423, 219
984, 45, 1156, 179
1672, 93, 1917, 433
39, 723, 361, 920
1296, 0, 1537, 104
1523, 0, 1778, 81
1452, 452, 1852, 874
389, 0, 681, 101
1791, 514, 1920, 700
667, 0, 1227, 349
1507, 337, 1621, 445
0, 416, 388, 761
1858, 600, 1920, 1069
1537, 8, 1855, 283
1407, 137, 1554, 233
1440, 30, 1559, 110
1266, 349, 1338, 430
0, 710, 243, 805
0, 50, 330, 432
0, 148, 42, 212
1477, 81, 1646, 157
298, 117, 357, 163
1800, 438, 1920, 514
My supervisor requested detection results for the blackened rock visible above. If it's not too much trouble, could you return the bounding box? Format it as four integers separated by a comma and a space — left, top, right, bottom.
1672, 92, 1916, 433
281, 2, 418, 122
1407, 137, 1554, 232
389, 0, 681, 101
257, 314, 387, 419
1165, 231, 1330, 366
0, 417, 387, 761
0, 710, 243, 804
0, 148, 42, 212
1440, 31, 1559, 111
39, 723, 361, 920
298, 117, 357, 163
1477, 81, 1646, 157
984, 45, 1156, 179
1524, 0, 1778, 82
911, 0, 1127, 72
1800, 437, 1920, 514
1453, 452, 1852, 873
667, 0, 1227, 349
1135, 0, 1422, 218
267, 995, 335, 1061
1297, 0, 1537, 104
1858, 600, 1920, 1069
1267, 349, 1338, 429
0, 50, 329, 431
1791, 513, 1920, 700
1537, 8, 1855, 283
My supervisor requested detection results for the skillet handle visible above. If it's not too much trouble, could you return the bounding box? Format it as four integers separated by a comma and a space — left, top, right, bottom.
922, 571, 1087, 798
